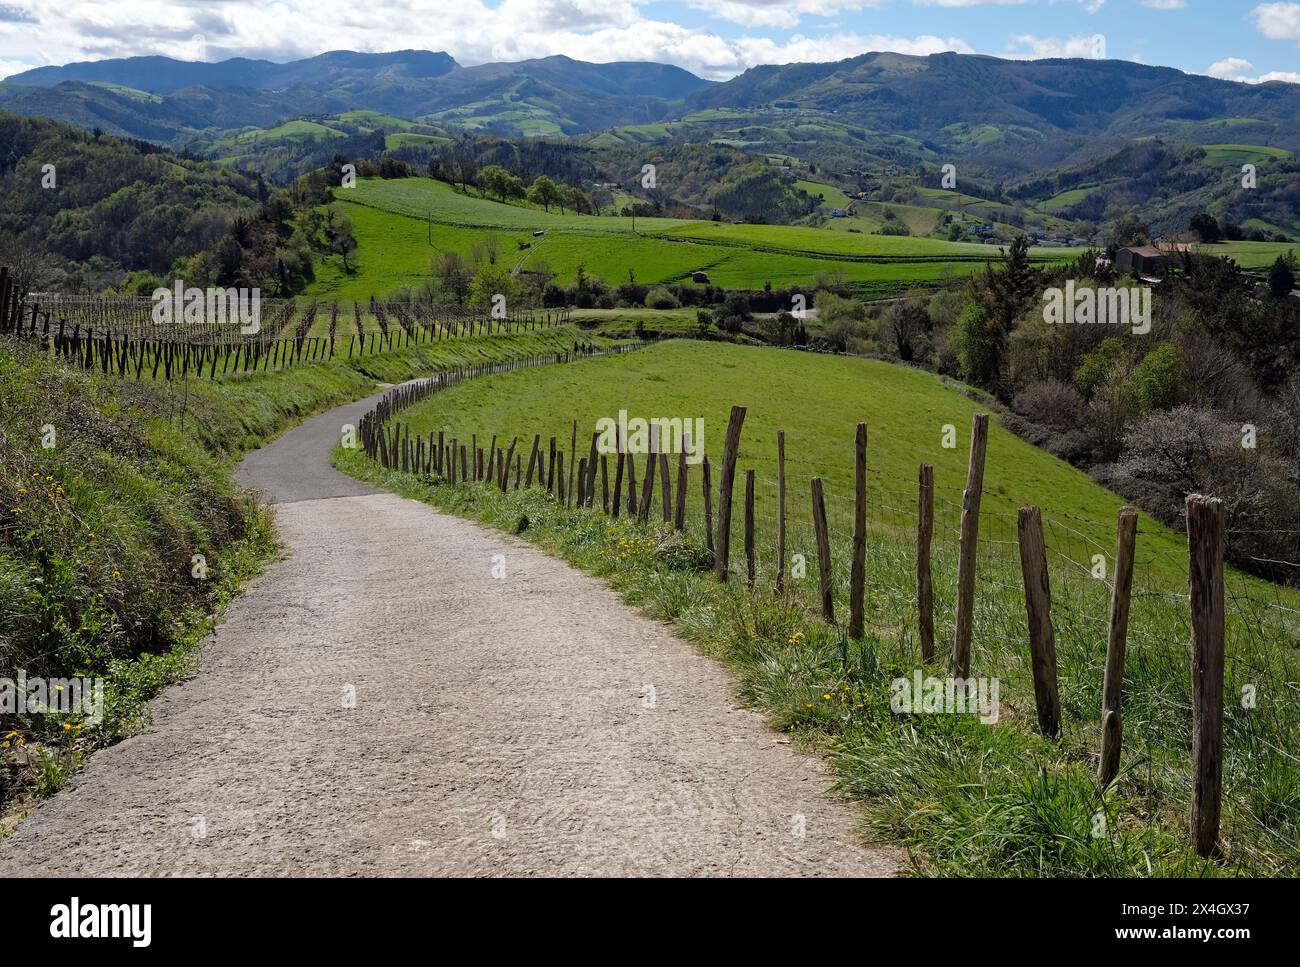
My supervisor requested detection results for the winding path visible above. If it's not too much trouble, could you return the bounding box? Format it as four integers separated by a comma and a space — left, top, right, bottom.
0, 382, 899, 877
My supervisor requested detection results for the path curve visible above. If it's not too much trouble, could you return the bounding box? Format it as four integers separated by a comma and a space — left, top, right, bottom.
0, 380, 899, 877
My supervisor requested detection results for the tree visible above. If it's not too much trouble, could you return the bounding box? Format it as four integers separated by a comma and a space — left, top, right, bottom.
1190, 212, 1221, 244
433, 251, 472, 306
882, 300, 931, 361
954, 302, 1003, 387
817, 292, 870, 351
1130, 343, 1184, 411
1106, 214, 1150, 248
480, 165, 523, 204
328, 213, 358, 273
1268, 252, 1297, 298
469, 261, 517, 310
561, 185, 593, 214
0, 232, 56, 299
527, 176, 561, 213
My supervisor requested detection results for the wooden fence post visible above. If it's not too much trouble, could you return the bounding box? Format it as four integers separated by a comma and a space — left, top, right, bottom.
612, 447, 624, 518
1187, 494, 1225, 858
775, 430, 786, 595
849, 422, 867, 639
917, 463, 935, 663
526, 434, 540, 487
567, 420, 577, 508
1099, 506, 1138, 786
810, 477, 834, 623
674, 450, 687, 531
626, 448, 637, 517
744, 469, 756, 588
586, 431, 599, 509
1017, 506, 1061, 738
638, 427, 657, 523
714, 405, 747, 582
659, 451, 672, 523
952, 413, 990, 678
702, 457, 714, 554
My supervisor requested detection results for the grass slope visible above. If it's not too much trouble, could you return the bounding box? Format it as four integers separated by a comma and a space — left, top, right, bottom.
336, 340, 1300, 876
310, 177, 1075, 300
0, 323, 608, 816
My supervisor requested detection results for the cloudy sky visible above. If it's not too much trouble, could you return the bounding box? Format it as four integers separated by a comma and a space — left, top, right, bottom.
0, 0, 1297, 83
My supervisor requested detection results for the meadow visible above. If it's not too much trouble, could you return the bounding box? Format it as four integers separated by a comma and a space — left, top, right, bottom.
309, 177, 1077, 299
336, 338, 1300, 876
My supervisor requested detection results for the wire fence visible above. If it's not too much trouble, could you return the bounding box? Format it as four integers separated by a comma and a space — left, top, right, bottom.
359, 383, 1299, 861
1, 265, 573, 379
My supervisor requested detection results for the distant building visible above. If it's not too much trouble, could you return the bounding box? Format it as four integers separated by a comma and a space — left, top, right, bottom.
829, 207, 854, 218
1115, 246, 1168, 277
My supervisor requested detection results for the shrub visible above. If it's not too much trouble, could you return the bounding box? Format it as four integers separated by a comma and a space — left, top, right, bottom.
1130, 343, 1184, 411
1013, 380, 1085, 430
644, 286, 680, 310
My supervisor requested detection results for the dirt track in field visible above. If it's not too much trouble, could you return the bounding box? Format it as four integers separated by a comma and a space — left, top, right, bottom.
0, 386, 899, 877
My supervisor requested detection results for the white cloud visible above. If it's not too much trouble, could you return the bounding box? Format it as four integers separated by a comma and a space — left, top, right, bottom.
1141, 0, 1185, 9
0, 1, 980, 82
1206, 56, 1300, 84
1252, 2, 1300, 42
1005, 33, 1108, 59
684, 0, 885, 31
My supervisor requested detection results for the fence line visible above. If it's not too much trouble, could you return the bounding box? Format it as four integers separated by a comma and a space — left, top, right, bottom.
0, 265, 574, 380
355, 378, 1299, 861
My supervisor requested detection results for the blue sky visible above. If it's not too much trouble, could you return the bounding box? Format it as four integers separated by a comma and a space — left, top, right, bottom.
1, 0, 1298, 82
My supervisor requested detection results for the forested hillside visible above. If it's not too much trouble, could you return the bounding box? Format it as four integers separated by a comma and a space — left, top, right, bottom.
0, 112, 347, 295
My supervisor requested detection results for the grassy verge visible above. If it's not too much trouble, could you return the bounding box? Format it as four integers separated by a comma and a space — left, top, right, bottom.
332, 340, 1299, 876
0, 324, 611, 819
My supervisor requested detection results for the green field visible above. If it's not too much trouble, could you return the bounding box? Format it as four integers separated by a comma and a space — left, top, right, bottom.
1200, 143, 1292, 167
376, 340, 1198, 577
311, 177, 1075, 300
338, 340, 1299, 875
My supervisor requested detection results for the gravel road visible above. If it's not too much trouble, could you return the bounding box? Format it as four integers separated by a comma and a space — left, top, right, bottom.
0, 384, 899, 877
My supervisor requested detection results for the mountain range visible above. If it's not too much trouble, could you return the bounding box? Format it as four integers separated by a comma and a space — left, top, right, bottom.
2, 48, 1298, 184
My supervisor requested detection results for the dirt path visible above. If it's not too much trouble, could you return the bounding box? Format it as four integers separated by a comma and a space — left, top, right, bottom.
0, 385, 899, 877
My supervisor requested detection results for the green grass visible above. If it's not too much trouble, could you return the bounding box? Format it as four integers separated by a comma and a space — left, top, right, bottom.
1201, 144, 1292, 167
335, 339, 1300, 876
0, 323, 609, 813
313, 177, 1076, 300
369, 340, 1200, 579
1208, 241, 1299, 269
